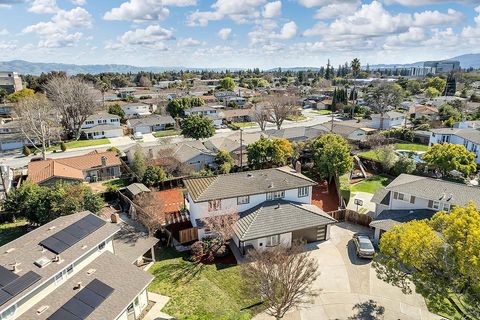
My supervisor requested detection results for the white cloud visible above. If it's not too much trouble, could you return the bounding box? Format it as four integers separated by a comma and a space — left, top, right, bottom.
412, 9, 463, 27
71, 0, 86, 5
188, 0, 266, 26
249, 20, 297, 45
0, 41, 16, 50
298, 0, 357, 8
104, 0, 169, 22
262, 1, 281, 18
0, 28, 9, 35
218, 27, 232, 40
177, 37, 204, 46
383, 27, 426, 48
38, 32, 83, 47
314, 1, 360, 19
383, 0, 478, 6
28, 0, 59, 14
163, 0, 196, 5
106, 24, 174, 50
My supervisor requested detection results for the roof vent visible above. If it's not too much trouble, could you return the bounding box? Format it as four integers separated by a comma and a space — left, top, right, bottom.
74, 282, 82, 290
268, 182, 274, 188
86, 268, 96, 275
101, 156, 107, 167
36, 306, 49, 315
276, 203, 280, 209
247, 173, 253, 178
447, 194, 453, 201
11, 262, 21, 273
5, 248, 15, 254
439, 193, 446, 200
34, 256, 51, 268
81, 245, 88, 250
48, 226, 56, 231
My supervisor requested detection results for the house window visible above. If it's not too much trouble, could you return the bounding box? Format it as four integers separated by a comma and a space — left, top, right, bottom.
298, 187, 309, 198
208, 200, 221, 212
266, 191, 285, 200
0, 305, 16, 320
410, 196, 415, 204
66, 264, 74, 276
237, 196, 250, 205
55, 271, 65, 284
98, 241, 106, 251
428, 200, 440, 210
443, 203, 450, 212
266, 235, 280, 247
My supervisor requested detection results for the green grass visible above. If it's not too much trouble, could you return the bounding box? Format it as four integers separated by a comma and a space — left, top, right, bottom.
148, 248, 262, 320
0, 219, 29, 246
47, 138, 110, 151
102, 178, 130, 190
351, 175, 393, 194
426, 294, 471, 320
313, 110, 332, 115
153, 130, 180, 138
394, 143, 429, 152
286, 115, 307, 121
232, 122, 257, 128
358, 150, 380, 161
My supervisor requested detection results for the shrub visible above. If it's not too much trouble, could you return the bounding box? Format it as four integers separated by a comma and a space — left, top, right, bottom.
60, 142, 67, 152
106, 146, 121, 156
190, 241, 205, 262
376, 145, 397, 172
393, 156, 417, 175
22, 145, 31, 156
338, 174, 351, 206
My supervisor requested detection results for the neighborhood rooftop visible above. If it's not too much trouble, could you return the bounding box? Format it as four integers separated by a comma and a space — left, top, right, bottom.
184, 166, 316, 202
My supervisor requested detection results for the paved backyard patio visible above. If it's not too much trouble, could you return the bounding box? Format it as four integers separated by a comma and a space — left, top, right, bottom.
254, 223, 442, 320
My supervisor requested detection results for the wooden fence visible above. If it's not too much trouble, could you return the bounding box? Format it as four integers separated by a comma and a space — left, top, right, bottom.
179, 227, 198, 244
327, 209, 373, 227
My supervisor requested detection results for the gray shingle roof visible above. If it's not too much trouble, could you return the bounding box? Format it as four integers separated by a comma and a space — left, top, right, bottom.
0, 212, 120, 310
265, 127, 323, 141
113, 219, 159, 264
430, 127, 480, 144
371, 187, 390, 205
125, 183, 150, 197
184, 166, 317, 202
128, 115, 175, 127
382, 174, 480, 207
82, 124, 122, 133
369, 209, 436, 231
235, 200, 336, 241
22, 251, 153, 320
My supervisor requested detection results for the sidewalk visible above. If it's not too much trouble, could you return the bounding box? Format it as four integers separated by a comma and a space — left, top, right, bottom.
143, 292, 174, 320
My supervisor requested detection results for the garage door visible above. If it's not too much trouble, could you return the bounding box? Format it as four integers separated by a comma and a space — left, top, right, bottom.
292, 225, 327, 243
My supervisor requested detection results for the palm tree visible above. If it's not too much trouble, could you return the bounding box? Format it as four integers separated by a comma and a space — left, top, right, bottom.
96, 81, 111, 107
350, 58, 361, 119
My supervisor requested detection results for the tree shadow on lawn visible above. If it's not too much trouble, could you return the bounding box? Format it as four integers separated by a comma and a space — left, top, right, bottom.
152, 252, 206, 284
347, 299, 385, 320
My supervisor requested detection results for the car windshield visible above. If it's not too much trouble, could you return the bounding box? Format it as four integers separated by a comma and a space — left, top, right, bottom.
358, 238, 374, 250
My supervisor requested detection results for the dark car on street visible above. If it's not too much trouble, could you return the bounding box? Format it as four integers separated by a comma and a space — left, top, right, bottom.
352, 233, 375, 259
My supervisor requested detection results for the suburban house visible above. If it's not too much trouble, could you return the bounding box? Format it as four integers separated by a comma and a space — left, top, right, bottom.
214, 91, 237, 101
183, 167, 336, 254
121, 103, 157, 117
453, 120, 480, 129
0, 120, 29, 151
0, 71, 23, 93
81, 113, 123, 140
220, 108, 252, 123
370, 174, 480, 243
0, 103, 14, 117
265, 127, 323, 142
226, 96, 246, 107
0, 211, 157, 320
184, 106, 222, 128
27, 150, 122, 185
408, 105, 439, 120
369, 111, 406, 129
429, 127, 480, 163
313, 121, 374, 141
126, 115, 175, 134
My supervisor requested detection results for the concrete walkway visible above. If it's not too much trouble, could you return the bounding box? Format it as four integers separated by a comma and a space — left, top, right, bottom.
254, 223, 443, 320
347, 192, 376, 216
143, 292, 174, 320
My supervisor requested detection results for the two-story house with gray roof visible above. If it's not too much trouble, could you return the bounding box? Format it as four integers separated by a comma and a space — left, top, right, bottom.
429, 127, 480, 164
370, 174, 480, 243
183, 167, 336, 254
0, 211, 158, 320
81, 113, 123, 140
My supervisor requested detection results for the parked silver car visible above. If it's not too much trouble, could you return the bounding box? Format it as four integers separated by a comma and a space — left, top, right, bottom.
352, 233, 375, 259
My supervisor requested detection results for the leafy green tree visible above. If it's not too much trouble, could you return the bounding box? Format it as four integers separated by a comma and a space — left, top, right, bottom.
365, 82, 404, 129
22, 145, 31, 156
6, 88, 35, 102
106, 146, 121, 156
167, 97, 205, 118
214, 150, 235, 174
220, 77, 235, 91
425, 76, 446, 93
0, 88, 7, 103
438, 104, 460, 121
422, 143, 476, 177
393, 156, 416, 175
131, 150, 147, 179
375, 204, 480, 319
142, 166, 166, 187
376, 145, 397, 172
247, 138, 293, 169
406, 80, 422, 94
425, 86, 440, 98
60, 142, 67, 152
310, 134, 353, 182
108, 103, 125, 122
181, 115, 215, 140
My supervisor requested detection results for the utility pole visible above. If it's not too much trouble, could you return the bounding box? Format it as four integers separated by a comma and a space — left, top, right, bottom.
239, 128, 243, 168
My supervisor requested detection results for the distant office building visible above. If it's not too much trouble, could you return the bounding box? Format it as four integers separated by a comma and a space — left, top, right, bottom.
423, 60, 461, 74
0, 71, 23, 94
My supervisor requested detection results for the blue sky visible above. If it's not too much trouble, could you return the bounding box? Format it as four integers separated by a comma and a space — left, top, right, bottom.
0, 0, 479, 68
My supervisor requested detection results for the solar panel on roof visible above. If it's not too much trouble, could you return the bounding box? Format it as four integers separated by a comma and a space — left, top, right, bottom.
87, 279, 114, 298
47, 279, 114, 320
39, 214, 106, 254
0, 289, 12, 306
47, 307, 82, 320
0, 265, 18, 287
2, 271, 41, 296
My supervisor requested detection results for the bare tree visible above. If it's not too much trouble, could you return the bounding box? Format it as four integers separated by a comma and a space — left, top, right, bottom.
242, 243, 319, 319
251, 105, 270, 131
201, 210, 239, 246
45, 76, 99, 140
15, 94, 61, 160
264, 94, 298, 130
365, 82, 403, 130
134, 191, 166, 235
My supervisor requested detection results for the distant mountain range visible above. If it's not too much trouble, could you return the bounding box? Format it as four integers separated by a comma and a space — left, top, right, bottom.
0, 53, 478, 75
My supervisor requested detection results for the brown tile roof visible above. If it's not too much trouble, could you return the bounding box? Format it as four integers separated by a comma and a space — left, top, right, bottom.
27, 151, 121, 184
155, 188, 184, 214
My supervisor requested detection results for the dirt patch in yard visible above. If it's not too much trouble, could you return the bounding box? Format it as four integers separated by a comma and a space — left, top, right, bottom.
312, 180, 339, 212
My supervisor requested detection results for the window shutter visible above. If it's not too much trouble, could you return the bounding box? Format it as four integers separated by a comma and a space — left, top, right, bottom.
393, 192, 398, 200
410, 196, 415, 204
428, 200, 433, 208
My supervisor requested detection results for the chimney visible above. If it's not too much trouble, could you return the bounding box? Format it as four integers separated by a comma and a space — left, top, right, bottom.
295, 161, 302, 173
111, 213, 120, 224
101, 156, 107, 167
74, 282, 82, 290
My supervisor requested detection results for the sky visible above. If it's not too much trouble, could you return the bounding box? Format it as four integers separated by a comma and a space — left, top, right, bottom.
0, 0, 479, 69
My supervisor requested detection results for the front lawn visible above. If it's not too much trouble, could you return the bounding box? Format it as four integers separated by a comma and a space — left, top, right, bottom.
0, 219, 29, 246
313, 110, 332, 115
149, 248, 262, 320
48, 138, 110, 151
232, 122, 257, 128
286, 115, 307, 121
153, 130, 180, 138
351, 175, 392, 194
394, 143, 429, 152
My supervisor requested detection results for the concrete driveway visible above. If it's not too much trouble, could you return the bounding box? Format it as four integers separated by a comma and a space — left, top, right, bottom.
347, 192, 376, 217
255, 223, 442, 320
